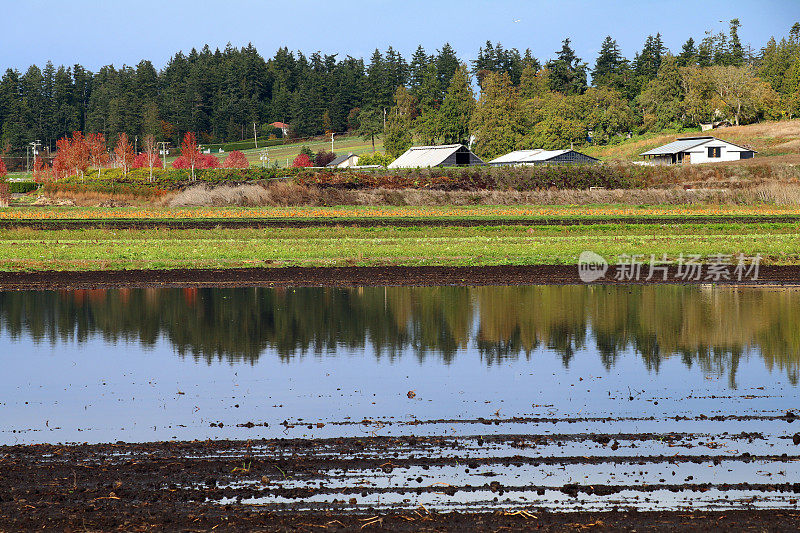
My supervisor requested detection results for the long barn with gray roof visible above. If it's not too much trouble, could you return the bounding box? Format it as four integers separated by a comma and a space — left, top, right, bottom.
387, 144, 484, 168
489, 149, 598, 166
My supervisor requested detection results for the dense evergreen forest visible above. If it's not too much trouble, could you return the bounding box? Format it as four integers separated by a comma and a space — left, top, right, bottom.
1, 20, 799, 161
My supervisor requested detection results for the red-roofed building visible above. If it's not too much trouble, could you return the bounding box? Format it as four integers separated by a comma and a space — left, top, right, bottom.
269, 122, 290, 137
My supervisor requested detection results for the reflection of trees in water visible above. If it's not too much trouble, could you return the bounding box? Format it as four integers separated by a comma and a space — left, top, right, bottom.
0, 285, 798, 385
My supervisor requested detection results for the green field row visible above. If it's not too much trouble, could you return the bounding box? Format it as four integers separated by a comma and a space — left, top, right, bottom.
1, 223, 798, 271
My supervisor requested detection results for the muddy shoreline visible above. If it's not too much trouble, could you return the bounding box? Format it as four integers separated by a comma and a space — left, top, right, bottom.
1, 264, 800, 290
3, 437, 800, 531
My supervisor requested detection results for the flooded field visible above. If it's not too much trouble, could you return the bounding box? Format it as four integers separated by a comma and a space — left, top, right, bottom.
2, 285, 800, 514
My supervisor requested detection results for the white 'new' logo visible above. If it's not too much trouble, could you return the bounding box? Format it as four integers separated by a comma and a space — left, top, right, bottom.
578, 251, 608, 283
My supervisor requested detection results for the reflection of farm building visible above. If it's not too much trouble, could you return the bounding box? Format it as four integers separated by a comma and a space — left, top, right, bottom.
387, 144, 484, 168
488, 149, 598, 166
326, 153, 359, 168
640, 136, 756, 165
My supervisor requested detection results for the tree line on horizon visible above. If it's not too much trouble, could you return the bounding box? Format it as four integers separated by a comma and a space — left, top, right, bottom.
1, 20, 799, 164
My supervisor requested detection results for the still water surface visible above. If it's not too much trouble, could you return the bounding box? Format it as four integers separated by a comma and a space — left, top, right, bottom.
1, 285, 798, 445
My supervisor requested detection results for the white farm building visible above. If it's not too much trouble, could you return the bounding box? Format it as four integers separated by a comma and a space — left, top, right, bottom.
488, 149, 598, 166
387, 144, 484, 168
326, 153, 359, 168
639, 136, 756, 165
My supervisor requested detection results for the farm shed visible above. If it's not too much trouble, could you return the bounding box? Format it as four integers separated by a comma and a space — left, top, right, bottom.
640, 136, 756, 165
326, 153, 359, 168
387, 144, 485, 168
488, 149, 598, 166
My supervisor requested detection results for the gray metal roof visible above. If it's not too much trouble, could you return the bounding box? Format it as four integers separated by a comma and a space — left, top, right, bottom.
387, 144, 464, 168
489, 149, 571, 164
640, 138, 711, 156
326, 153, 356, 167
640, 136, 756, 156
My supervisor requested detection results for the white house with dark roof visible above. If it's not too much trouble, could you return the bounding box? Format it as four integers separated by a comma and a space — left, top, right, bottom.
326, 152, 359, 168
639, 136, 756, 165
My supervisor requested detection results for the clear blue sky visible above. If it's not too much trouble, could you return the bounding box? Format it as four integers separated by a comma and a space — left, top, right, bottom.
3, 0, 799, 72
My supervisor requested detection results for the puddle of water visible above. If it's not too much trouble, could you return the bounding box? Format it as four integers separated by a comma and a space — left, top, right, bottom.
218, 488, 800, 513
1, 285, 799, 444
6, 284, 800, 512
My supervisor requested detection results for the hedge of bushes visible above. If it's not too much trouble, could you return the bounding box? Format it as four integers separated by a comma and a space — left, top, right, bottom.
49, 165, 642, 191
39, 162, 797, 195
8, 182, 39, 194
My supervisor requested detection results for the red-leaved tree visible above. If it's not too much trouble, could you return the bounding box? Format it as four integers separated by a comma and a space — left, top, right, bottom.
223, 150, 249, 168
51, 153, 68, 180
114, 133, 135, 175
172, 153, 219, 171
0, 155, 8, 206
32, 159, 52, 183
132, 152, 164, 169
86, 133, 108, 180
54, 131, 90, 179
171, 156, 190, 169
180, 132, 201, 180
0, 162, 7, 206
292, 153, 312, 167
199, 153, 220, 169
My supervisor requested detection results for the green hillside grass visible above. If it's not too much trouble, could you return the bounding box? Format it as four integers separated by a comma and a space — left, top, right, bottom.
238, 135, 385, 167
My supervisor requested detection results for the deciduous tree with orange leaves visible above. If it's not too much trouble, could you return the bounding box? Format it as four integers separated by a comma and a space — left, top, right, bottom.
180, 132, 201, 180
223, 150, 249, 168
0, 158, 7, 207
114, 133, 135, 175
86, 133, 108, 180
54, 131, 90, 179
292, 153, 312, 167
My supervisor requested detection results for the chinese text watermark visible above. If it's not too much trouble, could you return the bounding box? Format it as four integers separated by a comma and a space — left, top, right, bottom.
578, 252, 761, 283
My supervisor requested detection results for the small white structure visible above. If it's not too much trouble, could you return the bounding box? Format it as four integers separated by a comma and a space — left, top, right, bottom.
699, 120, 732, 132
640, 136, 756, 165
326, 153, 359, 168
269, 122, 291, 137
489, 149, 598, 166
388, 144, 484, 168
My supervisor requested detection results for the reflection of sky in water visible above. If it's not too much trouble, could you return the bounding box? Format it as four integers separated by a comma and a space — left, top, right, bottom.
1, 286, 797, 445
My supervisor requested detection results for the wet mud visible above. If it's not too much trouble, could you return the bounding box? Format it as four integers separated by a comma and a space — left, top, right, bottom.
2, 264, 800, 290
3, 435, 800, 531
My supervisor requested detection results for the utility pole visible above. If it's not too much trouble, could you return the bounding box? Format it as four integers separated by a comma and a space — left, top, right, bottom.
29, 140, 41, 174
253, 122, 258, 149
157, 141, 169, 169
330, 132, 334, 153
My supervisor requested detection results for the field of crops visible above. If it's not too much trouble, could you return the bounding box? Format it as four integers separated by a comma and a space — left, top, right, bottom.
2, 204, 800, 222
0, 222, 798, 271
